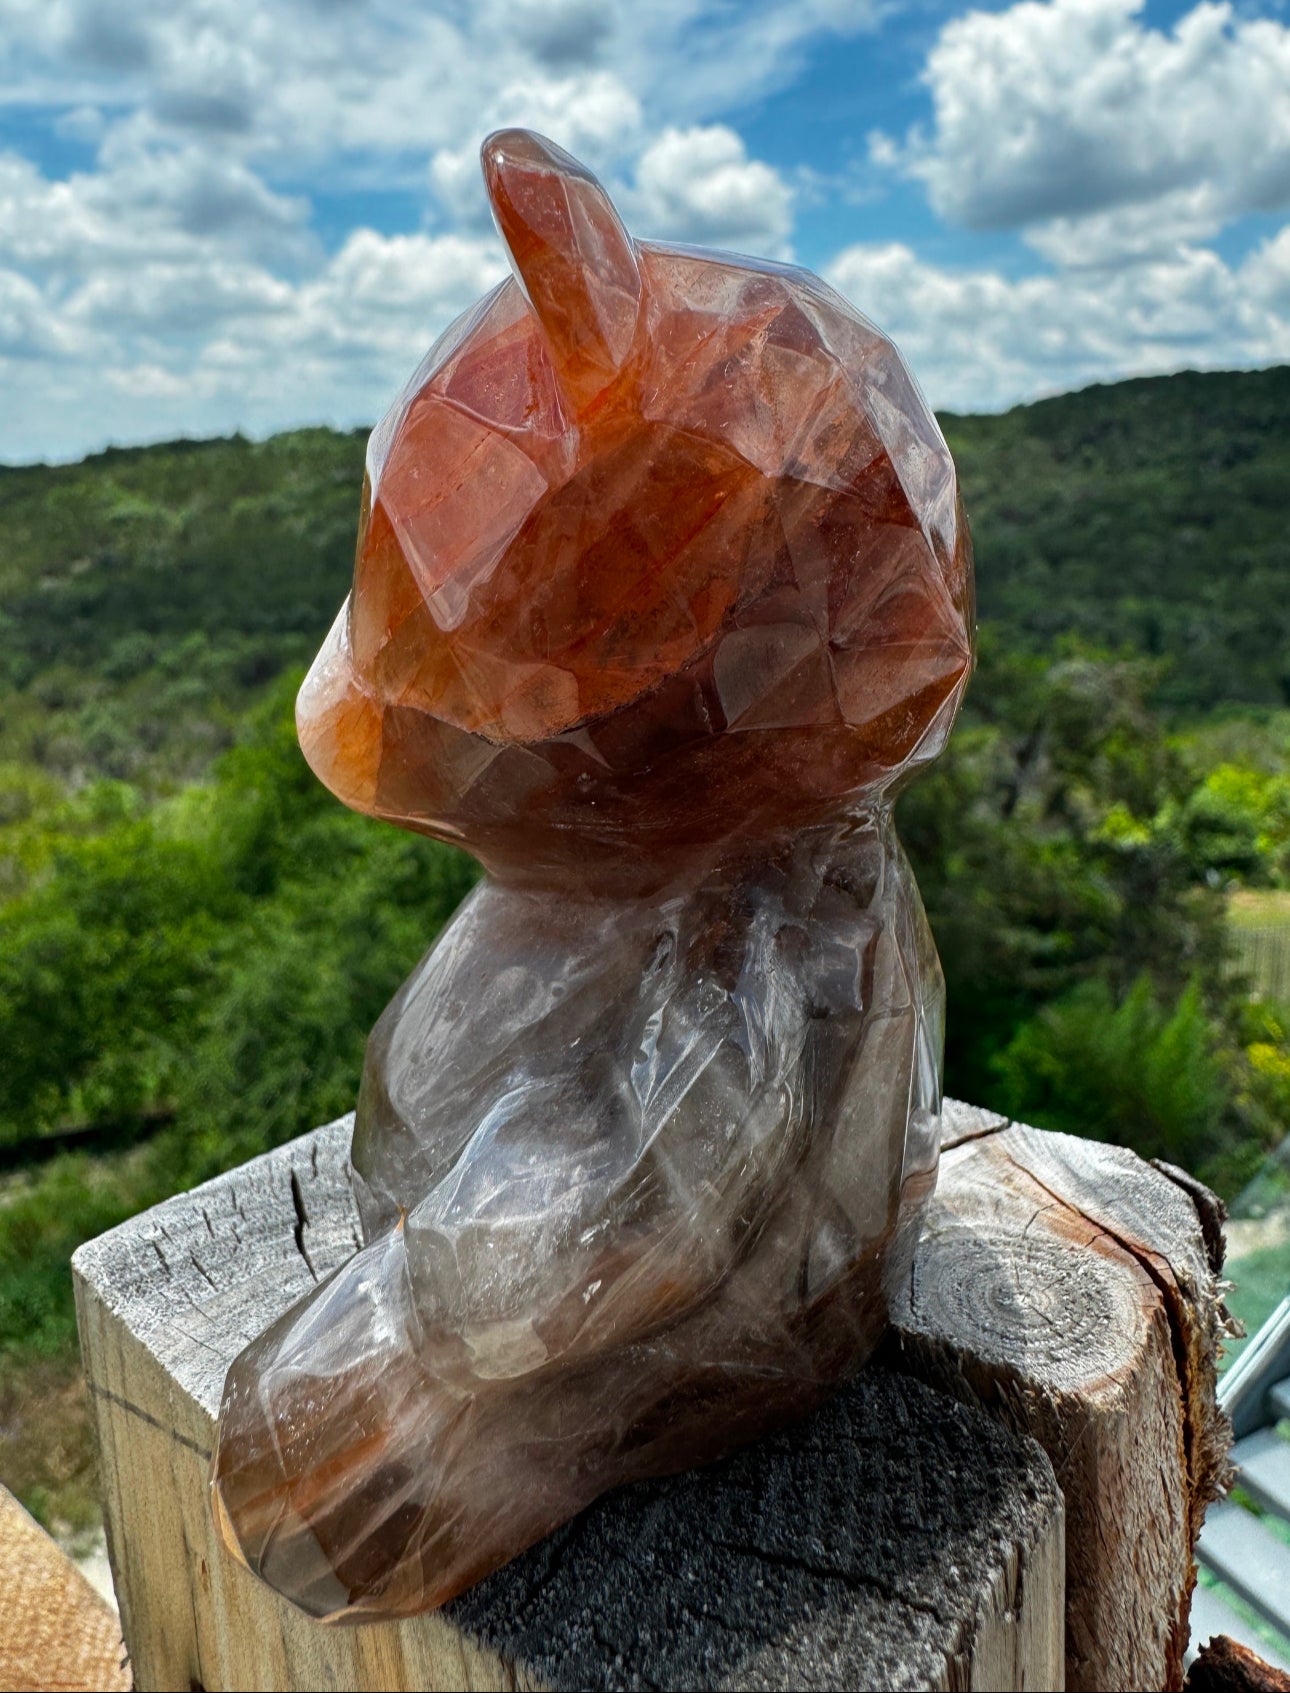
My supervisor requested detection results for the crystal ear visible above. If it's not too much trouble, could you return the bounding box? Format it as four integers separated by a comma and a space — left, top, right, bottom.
481, 128, 642, 412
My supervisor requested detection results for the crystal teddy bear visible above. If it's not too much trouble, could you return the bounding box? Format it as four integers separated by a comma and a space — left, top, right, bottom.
212, 128, 975, 1623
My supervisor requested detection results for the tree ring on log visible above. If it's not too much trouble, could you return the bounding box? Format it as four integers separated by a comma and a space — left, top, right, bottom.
908, 1220, 1143, 1381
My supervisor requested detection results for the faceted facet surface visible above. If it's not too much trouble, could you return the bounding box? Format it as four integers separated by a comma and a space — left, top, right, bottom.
212, 128, 974, 1622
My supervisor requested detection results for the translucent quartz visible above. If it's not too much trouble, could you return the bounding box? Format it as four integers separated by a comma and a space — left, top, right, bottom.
212, 128, 974, 1623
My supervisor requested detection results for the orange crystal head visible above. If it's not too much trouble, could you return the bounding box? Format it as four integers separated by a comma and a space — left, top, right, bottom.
294, 127, 973, 892
213, 129, 975, 1622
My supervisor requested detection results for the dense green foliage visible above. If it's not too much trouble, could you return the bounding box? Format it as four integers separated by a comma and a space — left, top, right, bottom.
1, 367, 1286, 798
944, 365, 1290, 712
0, 680, 477, 1355
903, 639, 1289, 1191
1, 369, 1288, 1519
0, 683, 476, 1160
0, 429, 364, 786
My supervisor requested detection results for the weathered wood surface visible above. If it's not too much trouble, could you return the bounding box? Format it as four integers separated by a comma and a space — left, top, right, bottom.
75, 1101, 1228, 1692
74, 1112, 1065, 1693
886, 1101, 1232, 1693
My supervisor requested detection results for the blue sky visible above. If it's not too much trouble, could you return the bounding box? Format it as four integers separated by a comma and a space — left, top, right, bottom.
1, 0, 1288, 461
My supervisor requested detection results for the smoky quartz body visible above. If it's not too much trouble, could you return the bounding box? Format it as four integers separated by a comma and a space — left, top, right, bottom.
212, 127, 975, 1623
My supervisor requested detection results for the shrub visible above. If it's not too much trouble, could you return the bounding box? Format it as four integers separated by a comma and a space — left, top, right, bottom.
990, 975, 1235, 1177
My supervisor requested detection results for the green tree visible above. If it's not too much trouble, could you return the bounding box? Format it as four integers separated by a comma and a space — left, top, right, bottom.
991, 976, 1231, 1175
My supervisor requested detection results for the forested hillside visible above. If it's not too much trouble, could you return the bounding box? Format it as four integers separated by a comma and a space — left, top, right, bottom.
0, 429, 365, 789
2, 365, 1286, 802
949, 364, 1290, 711
2, 366, 1288, 1535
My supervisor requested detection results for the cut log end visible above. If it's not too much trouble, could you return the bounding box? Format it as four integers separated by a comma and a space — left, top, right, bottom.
887, 1109, 1232, 1693
74, 1111, 1064, 1693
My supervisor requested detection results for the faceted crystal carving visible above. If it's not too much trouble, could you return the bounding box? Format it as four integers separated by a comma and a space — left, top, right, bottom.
212, 128, 974, 1622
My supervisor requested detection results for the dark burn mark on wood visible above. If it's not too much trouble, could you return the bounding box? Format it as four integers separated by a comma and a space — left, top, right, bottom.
86, 1381, 212, 1462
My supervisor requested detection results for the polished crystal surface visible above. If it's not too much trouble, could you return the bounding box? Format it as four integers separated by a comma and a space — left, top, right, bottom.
212, 128, 974, 1622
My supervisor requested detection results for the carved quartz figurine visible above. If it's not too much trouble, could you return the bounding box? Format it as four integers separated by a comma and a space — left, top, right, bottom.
212, 129, 975, 1623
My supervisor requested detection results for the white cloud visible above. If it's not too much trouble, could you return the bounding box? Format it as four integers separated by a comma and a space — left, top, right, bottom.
477, 0, 619, 68
228, 229, 496, 363
0, 269, 84, 360
0, 141, 313, 286
431, 105, 794, 258
0, 224, 507, 456
0, 128, 508, 457
834, 0, 1290, 415
0, 0, 1285, 462
1246, 226, 1290, 314
429, 71, 644, 227
1025, 186, 1233, 268
826, 235, 1290, 412
875, 0, 1290, 248
630, 125, 794, 256
0, 0, 877, 176
0, 0, 822, 460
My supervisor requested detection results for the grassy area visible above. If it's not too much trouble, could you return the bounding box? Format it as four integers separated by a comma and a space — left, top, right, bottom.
1218, 866, 1290, 1364
0, 1356, 98, 1545
1231, 892, 1290, 1003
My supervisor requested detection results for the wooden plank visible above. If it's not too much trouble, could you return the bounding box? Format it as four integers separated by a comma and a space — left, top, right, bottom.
0, 1484, 131, 1693
888, 1105, 1232, 1693
1233, 1430, 1290, 1521
1199, 1503, 1290, 1639
74, 1113, 1065, 1693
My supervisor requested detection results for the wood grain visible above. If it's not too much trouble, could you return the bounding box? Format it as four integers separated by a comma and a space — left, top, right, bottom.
75, 1102, 1227, 1690
0, 1483, 130, 1692
889, 1102, 1232, 1693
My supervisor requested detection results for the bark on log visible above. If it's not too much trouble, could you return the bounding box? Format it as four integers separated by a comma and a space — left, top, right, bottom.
1185, 1635, 1290, 1693
74, 1115, 1064, 1693
886, 1101, 1232, 1693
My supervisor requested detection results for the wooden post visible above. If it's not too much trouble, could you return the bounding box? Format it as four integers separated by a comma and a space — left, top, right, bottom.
73, 1102, 1228, 1692
888, 1102, 1232, 1693
74, 1115, 1064, 1693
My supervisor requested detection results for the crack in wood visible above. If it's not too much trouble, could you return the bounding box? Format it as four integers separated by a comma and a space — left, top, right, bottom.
1000, 1143, 1219, 1536
288, 1168, 317, 1282
75, 1110, 1217, 1692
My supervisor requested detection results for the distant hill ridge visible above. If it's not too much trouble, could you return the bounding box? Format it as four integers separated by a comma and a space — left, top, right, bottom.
0, 364, 1286, 787
945, 364, 1290, 712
